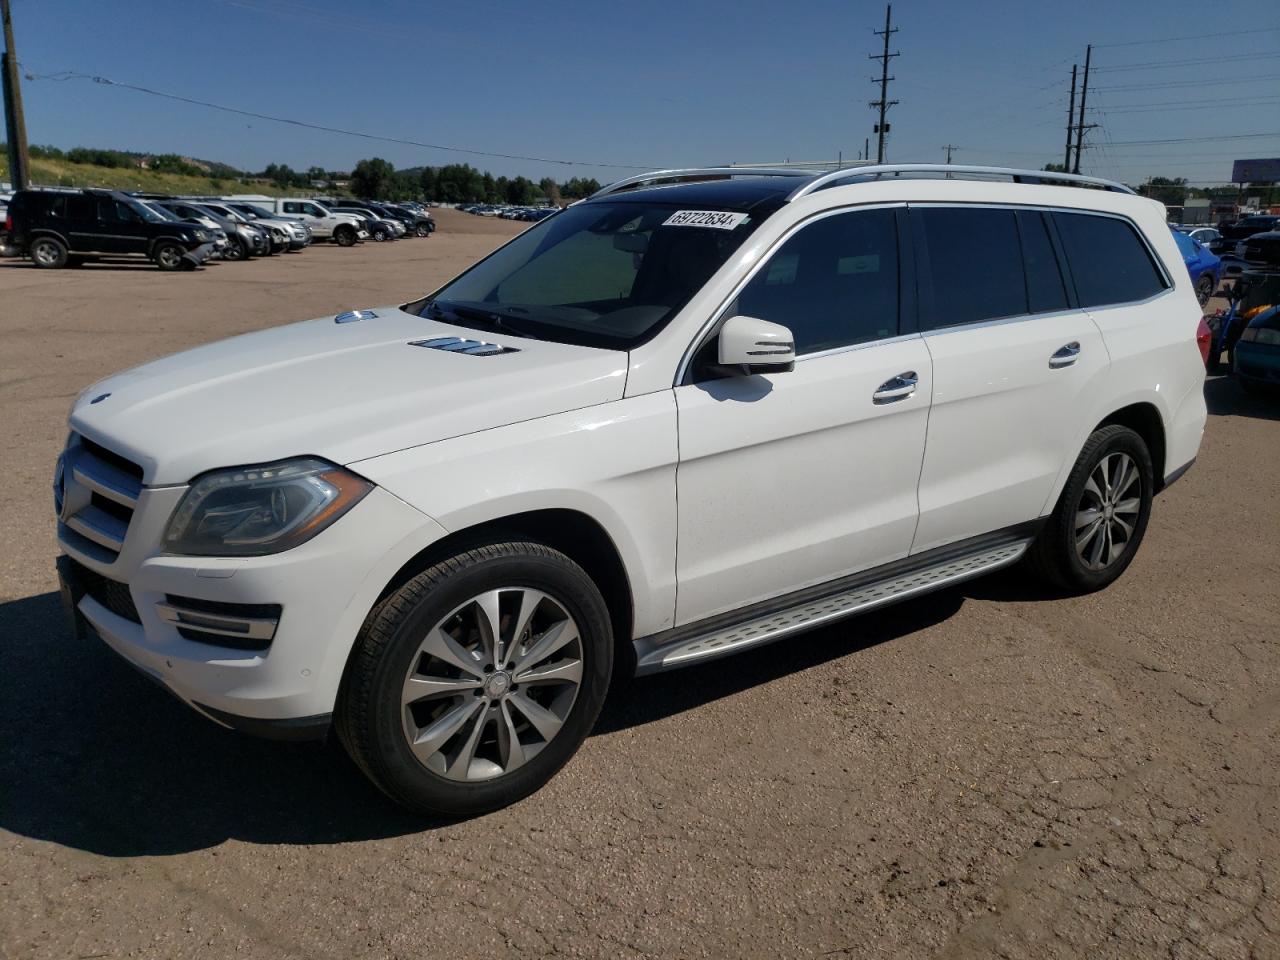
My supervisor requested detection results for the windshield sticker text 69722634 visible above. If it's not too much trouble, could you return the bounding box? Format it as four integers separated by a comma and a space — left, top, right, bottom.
662, 210, 750, 230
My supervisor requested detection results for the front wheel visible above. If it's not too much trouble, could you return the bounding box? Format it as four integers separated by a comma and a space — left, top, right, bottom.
154, 241, 186, 271
335, 225, 357, 247
337, 542, 613, 817
1025, 425, 1153, 593
223, 237, 247, 261
415, 222, 431, 237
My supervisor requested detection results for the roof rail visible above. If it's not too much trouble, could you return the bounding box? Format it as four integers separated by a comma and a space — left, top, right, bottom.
788, 164, 1136, 200
588, 167, 814, 201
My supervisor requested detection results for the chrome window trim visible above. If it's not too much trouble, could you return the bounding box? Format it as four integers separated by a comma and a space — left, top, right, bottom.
675, 201, 910, 386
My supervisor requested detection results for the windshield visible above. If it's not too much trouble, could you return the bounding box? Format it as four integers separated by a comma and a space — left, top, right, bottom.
141, 201, 179, 221
410, 200, 763, 349
242, 204, 275, 219
127, 199, 168, 223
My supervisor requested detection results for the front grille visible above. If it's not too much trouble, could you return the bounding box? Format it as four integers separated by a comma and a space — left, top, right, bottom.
59, 434, 143, 562
70, 558, 140, 623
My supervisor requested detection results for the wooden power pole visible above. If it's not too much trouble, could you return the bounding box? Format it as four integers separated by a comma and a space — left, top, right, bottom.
2, 0, 31, 190
869, 4, 899, 164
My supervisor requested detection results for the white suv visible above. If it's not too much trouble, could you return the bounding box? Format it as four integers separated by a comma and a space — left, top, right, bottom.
55, 165, 1207, 816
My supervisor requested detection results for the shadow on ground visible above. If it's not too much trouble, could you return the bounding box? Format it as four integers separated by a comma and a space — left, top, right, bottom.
1205, 373, 1280, 421
0, 573, 975, 856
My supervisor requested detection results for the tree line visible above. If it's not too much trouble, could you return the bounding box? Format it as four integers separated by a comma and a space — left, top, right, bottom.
8, 143, 603, 204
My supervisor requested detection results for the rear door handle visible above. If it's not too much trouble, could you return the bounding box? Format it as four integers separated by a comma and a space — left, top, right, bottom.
872, 371, 918, 404
1049, 342, 1081, 368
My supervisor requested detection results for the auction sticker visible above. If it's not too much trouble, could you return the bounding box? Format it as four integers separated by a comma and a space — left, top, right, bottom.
662, 210, 750, 230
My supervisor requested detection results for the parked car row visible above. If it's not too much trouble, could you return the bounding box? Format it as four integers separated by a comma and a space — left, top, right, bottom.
1178, 214, 1280, 277
0, 187, 436, 270
459, 203, 557, 222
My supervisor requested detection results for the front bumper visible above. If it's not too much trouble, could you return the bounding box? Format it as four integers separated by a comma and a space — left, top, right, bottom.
183, 242, 217, 266
57, 483, 446, 733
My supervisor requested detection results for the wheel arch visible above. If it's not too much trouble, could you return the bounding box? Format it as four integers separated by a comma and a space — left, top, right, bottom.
1095, 401, 1167, 489
368, 508, 636, 674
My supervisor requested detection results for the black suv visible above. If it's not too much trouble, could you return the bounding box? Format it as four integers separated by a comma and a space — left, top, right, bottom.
5, 188, 217, 270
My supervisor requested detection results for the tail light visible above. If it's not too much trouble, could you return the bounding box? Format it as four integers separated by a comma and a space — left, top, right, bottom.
1196, 317, 1212, 366
3, 214, 11, 232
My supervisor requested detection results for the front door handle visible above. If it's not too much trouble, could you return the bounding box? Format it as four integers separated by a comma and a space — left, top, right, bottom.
1049, 342, 1081, 368
872, 371, 918, 404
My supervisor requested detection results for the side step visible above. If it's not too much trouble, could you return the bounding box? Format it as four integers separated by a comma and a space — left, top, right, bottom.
633, 538, 1032, 675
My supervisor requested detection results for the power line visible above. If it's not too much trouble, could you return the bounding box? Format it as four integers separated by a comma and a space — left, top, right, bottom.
21, 69, 657, 169
1092, 26, 1280, 48
1093, 73, 1280, 91
1103, 132, 1280, 146
1093, 51, 1280, 72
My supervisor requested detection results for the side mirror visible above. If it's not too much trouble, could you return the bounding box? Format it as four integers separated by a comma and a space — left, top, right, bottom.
717, 315, 796, 374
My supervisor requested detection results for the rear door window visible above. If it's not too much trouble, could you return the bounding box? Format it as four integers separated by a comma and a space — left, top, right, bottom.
916, 207, 1027, 327
1018, 210, 1069, 314
1053, 211, 1168, 307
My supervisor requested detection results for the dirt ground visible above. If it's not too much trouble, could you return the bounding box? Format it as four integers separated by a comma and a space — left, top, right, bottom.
1, 209, 1277, 960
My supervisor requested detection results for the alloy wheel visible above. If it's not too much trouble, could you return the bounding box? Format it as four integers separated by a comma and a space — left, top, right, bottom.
400, 588, 584, 782
32, 240, 60, 266
1074, 452, 1142, 571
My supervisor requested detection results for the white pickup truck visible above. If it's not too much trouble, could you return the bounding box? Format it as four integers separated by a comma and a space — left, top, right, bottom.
221, 195, 367, 246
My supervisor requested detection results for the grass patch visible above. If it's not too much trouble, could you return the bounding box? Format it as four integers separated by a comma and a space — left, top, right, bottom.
1, 156, 307, 197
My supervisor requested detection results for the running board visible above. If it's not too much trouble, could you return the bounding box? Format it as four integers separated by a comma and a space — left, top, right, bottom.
633, 538, 1032, 676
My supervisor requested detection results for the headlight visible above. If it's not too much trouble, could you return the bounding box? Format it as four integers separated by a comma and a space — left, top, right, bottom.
164, 458, 372, 556
196, 230, 211, 241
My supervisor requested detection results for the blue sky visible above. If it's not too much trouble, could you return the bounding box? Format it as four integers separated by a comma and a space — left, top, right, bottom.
8, 0, 1280, 186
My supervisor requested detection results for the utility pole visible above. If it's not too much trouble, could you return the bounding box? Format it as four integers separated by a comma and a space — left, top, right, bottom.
942, 144, 960, 164
1063, 64, 1077, 170
1, 0, 30, 190
868, 3, 899, 164
865, 137, 870, 162
1072, 44, 1092, 174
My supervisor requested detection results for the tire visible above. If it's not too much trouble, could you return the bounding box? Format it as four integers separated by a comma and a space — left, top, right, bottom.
29, 236, 68, 269
415, 222, 431, 237
223, 237, 247, 261
1025, 424, 1154, 593
153, 241, 186, 271
335, 225, 357, 247
337, 541, 613, 818
1196, 275, 1215, 306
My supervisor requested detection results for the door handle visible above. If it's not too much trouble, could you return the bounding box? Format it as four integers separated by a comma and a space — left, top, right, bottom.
1049, 342, 1081, 368
872, 371, 918, 404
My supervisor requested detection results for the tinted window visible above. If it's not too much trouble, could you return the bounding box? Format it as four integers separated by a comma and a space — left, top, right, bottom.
732, 208, 900, 354
918, 207, 1026, 327
1018, 211, 1069, 314
1054, 212, 1168, 307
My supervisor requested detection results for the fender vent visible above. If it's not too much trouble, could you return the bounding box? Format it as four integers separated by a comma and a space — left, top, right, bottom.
408, 337, 518, 356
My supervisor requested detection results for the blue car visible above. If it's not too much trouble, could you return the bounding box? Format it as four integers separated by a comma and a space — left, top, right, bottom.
1234, 303, 1280, 394
1170, 227, 1221, 305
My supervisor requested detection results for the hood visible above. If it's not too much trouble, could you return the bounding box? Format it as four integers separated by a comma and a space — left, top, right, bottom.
70, 307, 628, 486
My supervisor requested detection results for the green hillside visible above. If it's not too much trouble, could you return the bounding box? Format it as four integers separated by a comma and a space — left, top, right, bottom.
1, 155, 303, 197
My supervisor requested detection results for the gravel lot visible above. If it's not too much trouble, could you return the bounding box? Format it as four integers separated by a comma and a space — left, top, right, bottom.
1, 209, 1277, 960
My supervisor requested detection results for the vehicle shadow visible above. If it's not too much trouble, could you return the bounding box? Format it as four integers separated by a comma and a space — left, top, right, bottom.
0, 582, 966, 856
1204, 374, 1280, 421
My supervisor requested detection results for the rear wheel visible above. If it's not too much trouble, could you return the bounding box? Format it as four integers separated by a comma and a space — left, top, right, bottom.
30, 236, 68, 269
1196, 275, 1215, 306
1026, 425, 1153, 593
337, 542, 612, 817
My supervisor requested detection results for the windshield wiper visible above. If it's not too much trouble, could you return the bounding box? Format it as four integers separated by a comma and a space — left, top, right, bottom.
426, 300, 534, 339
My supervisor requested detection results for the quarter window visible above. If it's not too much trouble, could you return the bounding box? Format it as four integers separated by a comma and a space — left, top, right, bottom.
1053, 211, 1167, 307
731, 208, 900, 354
917, 207, 1027, 327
